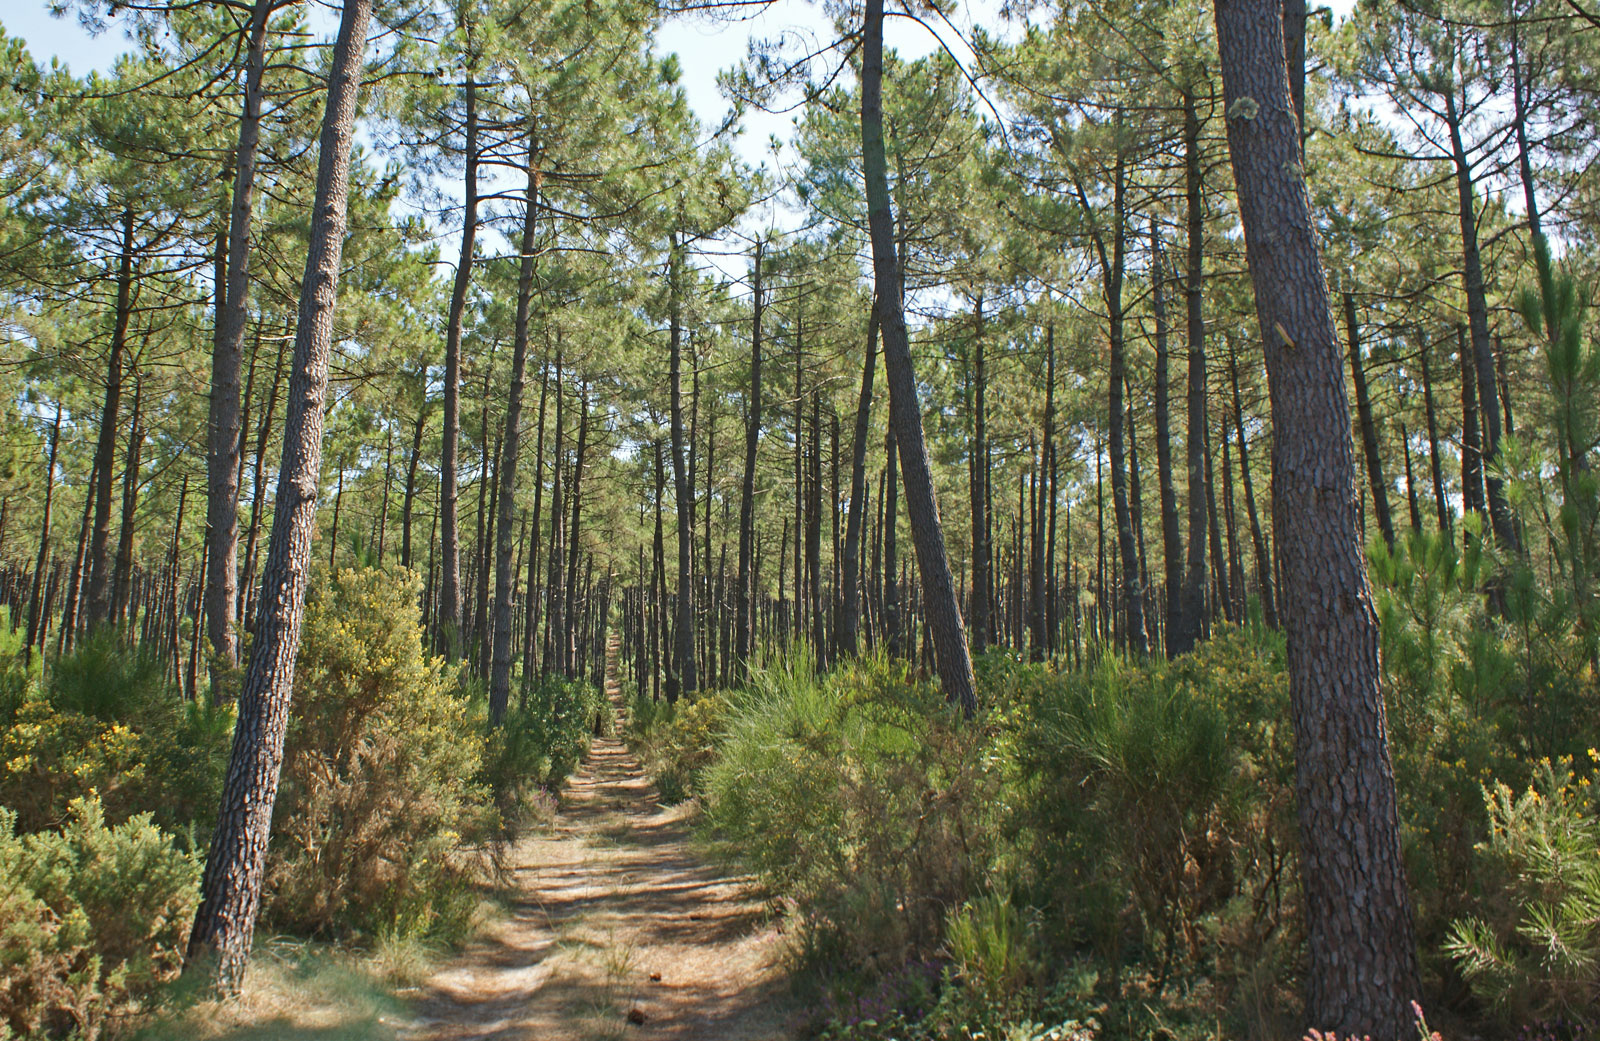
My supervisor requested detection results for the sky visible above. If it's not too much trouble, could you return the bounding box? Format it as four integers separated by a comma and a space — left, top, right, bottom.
5, 0, 998, 174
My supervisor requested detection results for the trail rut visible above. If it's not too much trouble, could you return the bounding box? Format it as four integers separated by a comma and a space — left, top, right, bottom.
405, 642, 791, 1041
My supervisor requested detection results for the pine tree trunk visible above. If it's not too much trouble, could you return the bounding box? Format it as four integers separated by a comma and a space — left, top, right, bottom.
491, 141, 540, 723
206, 0, 273, 674
840, 304, 878, 657
187, 0, 373, 992
1419, 336, 1450, 533
969, 294, 990, 654
1344, 293, 1394, 549
112, 374, 145, 627
860, 0, 975, 714
1444, 88, 1518, 552
1459, 325, 1485, 517
439, 73, 479, 651
1213, 3, 1421, 1032
25, 407, 61, 663
1229, 342, 1277, 627
735, 241, 762, 674
87, 209, 135, 630
668, 237, 697, 696
240, 335, 287, 632
1174, 89, 1208, 657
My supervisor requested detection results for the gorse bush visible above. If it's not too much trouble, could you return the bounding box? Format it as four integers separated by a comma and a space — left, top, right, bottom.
628, 688, 732, 804
0, 629, 230, 840
0, 795, 199, 1040
266, 562, 491, 943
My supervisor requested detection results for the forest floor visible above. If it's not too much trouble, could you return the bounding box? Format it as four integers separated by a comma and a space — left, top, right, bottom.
402, 645, 794, 1041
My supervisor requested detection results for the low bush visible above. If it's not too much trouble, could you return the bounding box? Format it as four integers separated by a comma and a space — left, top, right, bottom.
0, 795, 199, 1040
0, 629, 230, 841
1446, 757, 1600, 1027
482, 672, 606, 829
265, 562, 491, 944
700, 653, 1005, 982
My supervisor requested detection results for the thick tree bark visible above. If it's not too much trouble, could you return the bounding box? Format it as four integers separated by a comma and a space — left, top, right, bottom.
490, 139, 541, 724
1344, 294, 1394, 550
1214, 2, 1421, 1034
734, 240, 762, 674
861, 0, 975, 714
439, 73, 479, 651
1173, 90, 1208, 657
667, 239, 696, 696
186, 0, 373, 992
206, 0, 274, 674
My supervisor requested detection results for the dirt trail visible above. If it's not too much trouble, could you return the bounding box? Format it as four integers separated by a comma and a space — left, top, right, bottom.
405, 638, 792, 1041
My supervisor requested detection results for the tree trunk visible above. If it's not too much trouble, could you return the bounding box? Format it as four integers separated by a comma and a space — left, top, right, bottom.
1101, 156, 1147, 654
543, 341, 565, 673
1419, 336, 1450, 533
840, 304, 878, 657
1214, 3, 1421, 1033
1344, 294, 1394, 550
490, 138, 541, 724
25, 406, 61, 663
206, 0, 273, 674
439, 72, 479, 651
735, 240, 762, 674
112, 374, 145, 627
186, 0, 374, 992
240, 334, 287, 632
1174, 89, 1208, 657
87, 209, 136, 629
1229, 341, 1278, 627
401, 393, 425, 570
861, 0, 975, 714
969, 294, 990, 654
1459, 325, 1485, 517
668, 237, 696, 696
1444, 87, 1518, 552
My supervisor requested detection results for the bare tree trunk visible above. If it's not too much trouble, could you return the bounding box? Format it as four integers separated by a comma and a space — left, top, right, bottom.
25, 406, 62, 663
1344, 293, 1394, 550
206, 0, 274, 674
187, 0, 373, 991
840, 304, 877, 657
735, 240, 762, 674
1173, 90, 1208, 657
861, 0, 975, 714
240, 335, 286, 631
87, 209, 135, 629
668, 238, 696, 696
1214, 2, 1420, 1033
439, 72, 479, 652
1229, 341, 1277, 627
969, 294, 990, 654
1419, 336, 1450, 533
112, 374, 145, 627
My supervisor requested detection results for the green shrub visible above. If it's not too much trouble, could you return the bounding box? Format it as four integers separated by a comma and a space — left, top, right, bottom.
0, 795, 200, 1040
701, 653, 1004, 978
1011, 626, 1298, 1030
0, 630, 230, 840
1445, 758, 1600, 1026
265, 562, 490, 943
482, 672, 604, 829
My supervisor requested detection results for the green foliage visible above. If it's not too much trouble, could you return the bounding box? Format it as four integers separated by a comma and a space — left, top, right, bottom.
627, 688, 732, 804
700, 653, 1005, 979
1015, 626, 1295, 1007
0, 629, 230, 840
482, 672, 605, 829
1446, 758, 1600, 1026
0, 795, 200, 1040
266, 563, 490, 943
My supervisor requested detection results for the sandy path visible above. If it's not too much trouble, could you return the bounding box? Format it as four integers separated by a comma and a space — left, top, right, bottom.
405, 643, 792, 1041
